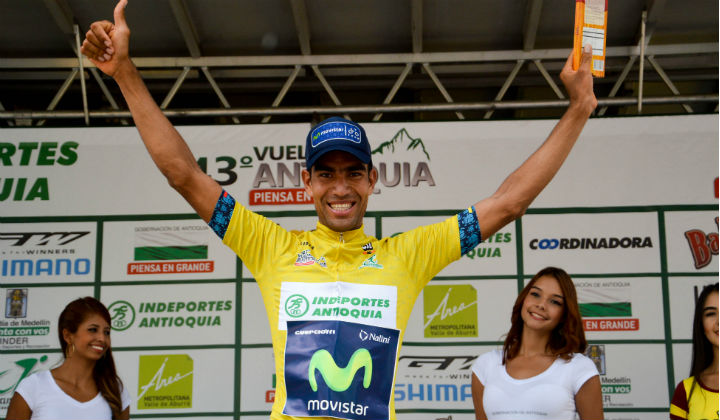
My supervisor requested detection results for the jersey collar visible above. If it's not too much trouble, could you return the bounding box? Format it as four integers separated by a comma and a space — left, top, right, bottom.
315, 222, 368, 243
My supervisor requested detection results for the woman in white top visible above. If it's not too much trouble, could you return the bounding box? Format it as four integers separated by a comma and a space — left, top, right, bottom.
471, 267, 603, 420
6, 297, 130, 420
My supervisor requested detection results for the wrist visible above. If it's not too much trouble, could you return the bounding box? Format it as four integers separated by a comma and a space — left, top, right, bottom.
567, 96, 597, 118
113, 59, 138, 83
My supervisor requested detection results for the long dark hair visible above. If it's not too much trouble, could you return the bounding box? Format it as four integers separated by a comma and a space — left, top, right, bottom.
503, 267, 587, 363
58, 297, 124, 419
688, 283, 719, 399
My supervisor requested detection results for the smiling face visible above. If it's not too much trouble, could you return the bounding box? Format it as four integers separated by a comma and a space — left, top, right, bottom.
302, 150, 378, 232
703, 290, 719, 348
521, 275, 566, 333
63, 313, 111, 361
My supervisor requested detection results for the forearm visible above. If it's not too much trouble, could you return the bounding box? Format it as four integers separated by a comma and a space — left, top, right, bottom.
112, 60, 221, 221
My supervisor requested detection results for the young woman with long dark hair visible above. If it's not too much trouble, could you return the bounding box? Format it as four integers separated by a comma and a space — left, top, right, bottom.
670, 282, 718, 420
471, 267, 603, 419
6, 297, 130, 419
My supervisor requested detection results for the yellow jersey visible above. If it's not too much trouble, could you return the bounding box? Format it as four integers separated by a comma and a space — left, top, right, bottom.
208, 190, 481, 420
670, 376, 719, 420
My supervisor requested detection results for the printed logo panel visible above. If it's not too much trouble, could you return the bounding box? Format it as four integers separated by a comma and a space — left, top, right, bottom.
283, 320, 400, 420
405, 280, 513, 342
102, 283, 235, 347
573, 277, 664, 339
0, 286, 93, 350
664, 211, 719, 272
381, 217, 517, 276
278, 282, 397, 331
395, 345, 490, 410
422, 285, 477, 338
0, 353, 61, 417
113, 349, 233, 414
668, 277, 719, 340
101, 220, 237, 281
522, 213, 660, 274
0, 222, 96, 283
138, 354, 193, 410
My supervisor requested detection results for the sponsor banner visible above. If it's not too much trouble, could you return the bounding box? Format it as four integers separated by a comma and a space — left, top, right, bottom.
283, 320, 399, 420
240, 217, 376, 279
664, 211, 719, 272
0, 124, 308, 216
239, 348, 276, 411
668, 276, 718, 340
113, 348, 234, 414
101, 283, 235, 346
573, 277, 664, 339
395, 344, 491, 410
522, 213, 660, 274
0, 352, 62, 417
585, 344, 668, 408
406, 280, 514, 342
0, 222, 96, 283
2, 116, 715, 218
381, 217, 517, 276
0, 286, 93, 350
278, 282, 397, 331
101, 220, 237, 281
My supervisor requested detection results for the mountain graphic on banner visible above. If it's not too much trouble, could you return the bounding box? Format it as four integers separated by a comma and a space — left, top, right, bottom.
372, 128, 430, 160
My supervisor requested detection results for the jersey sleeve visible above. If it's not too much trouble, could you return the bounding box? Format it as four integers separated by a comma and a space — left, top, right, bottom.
13, 373, 38, 410
386, 206, 482, 285
669, 380, 689, 420
571, 353, 600, 394
471, 349, 499, 386
208, 190, 294, 279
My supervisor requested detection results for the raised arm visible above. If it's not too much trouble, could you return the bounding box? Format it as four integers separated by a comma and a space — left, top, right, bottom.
81, 0, 221, 222
473, 44, 597, 239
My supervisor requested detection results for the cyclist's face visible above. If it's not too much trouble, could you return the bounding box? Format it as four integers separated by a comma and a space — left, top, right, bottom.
303, 151, 377, 232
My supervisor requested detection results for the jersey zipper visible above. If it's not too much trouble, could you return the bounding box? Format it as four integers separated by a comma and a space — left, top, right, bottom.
337, 232, 344, 281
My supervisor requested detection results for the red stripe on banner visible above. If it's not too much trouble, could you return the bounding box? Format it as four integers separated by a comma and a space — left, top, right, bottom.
127, 261, 214, 274
583, 318, 639, 331
249, 188, 313, 205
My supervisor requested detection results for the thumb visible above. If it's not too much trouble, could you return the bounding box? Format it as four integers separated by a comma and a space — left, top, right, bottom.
580, 43, 593, 67
113, 0, 128, 28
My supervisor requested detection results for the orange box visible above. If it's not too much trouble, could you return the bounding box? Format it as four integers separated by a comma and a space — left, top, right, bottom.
573, 0, 608, 77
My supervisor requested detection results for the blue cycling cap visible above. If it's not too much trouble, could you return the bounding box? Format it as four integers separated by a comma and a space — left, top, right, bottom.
305, 116, 372, 169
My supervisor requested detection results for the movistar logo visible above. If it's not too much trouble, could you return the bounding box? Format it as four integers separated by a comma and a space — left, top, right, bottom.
308, 349, 372, 392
